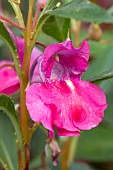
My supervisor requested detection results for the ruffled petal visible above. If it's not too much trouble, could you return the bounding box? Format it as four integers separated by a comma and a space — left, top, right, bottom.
42, 39, 90, 80
57, 128, 80, 136
26, 80, 80, 136
0, 61, 20, 95
69, 80, 107, 130
26, 79, 107, 137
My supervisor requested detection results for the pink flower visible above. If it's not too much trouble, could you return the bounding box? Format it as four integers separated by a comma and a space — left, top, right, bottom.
26, 39, 107, 137
0, 33, 42, 95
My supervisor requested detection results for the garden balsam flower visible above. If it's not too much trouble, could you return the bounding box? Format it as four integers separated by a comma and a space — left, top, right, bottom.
0, 33, 42, 95
26, 39, 107, 137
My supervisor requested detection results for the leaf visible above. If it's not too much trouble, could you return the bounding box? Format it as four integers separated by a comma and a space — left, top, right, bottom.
0, 21, 21, 78
0, 95, 25, 165
108, 5, 113, 14
76, 125, 113, 161
0, 111, 18, 169
47, 0, 113, 23
87, 68, 113, 83
30, 127, 47, 169
43, 16, 70, 41
0, 140, 15, 170
70, 162, 93, 170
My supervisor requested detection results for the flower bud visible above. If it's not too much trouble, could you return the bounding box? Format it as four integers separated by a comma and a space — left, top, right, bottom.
88, 24, 103, 41
45, 139, 61, 166
37, 0, 48, 9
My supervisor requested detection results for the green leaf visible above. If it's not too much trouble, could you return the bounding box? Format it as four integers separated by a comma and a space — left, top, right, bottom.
0, 21, 21, 78
70, 162, 93, 170
108, 5, 113, 14
47, 0, 113, 23
0, 95, 25, 166
30, 127, 47, 169
76, 125, 113, 161
87, 68, 113, 83
8, 0, 25, 28
0, 139, 15, 170
43, 16, 70, 41
0, 155, 10, 170
0, 111, 18, 169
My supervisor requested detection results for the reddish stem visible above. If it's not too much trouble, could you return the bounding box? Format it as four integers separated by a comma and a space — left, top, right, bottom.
0, 15, 25, 31
36, 41, 47, 48
32, 5, 40, 31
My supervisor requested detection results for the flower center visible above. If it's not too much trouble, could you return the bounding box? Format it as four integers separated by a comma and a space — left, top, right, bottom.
65, 80, 75, 91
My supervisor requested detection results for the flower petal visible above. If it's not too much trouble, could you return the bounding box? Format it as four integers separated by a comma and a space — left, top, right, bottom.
16, 38, 42, 66
26, 80, 79, 136
0, 61, 20, 95
69, 80, 107, 130
26, 79, 107, 136
57, 128, 80, 136
42, 39, 90, 80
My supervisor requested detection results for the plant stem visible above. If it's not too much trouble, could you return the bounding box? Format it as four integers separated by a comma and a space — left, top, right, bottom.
68, 137, 79, 164
61, 137, 79, 170
20, 0, 34, 169
8, 0, 25, 29
32, 5, 40, 31
61, 137, 71, 170
71, 19, 81, 47
0, 15, 25, 31
36, 41, 47, 48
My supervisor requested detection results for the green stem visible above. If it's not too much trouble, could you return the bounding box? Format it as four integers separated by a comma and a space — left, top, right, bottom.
29, 123, 41, 141
0, 157, 10, 170
61, 137, 71, 170
30, 14, 51, 53
71, 19, 81, 47
8, 0, 25, 28
30, 0, 53, 53
68, 137, 79, 164
20, 0, 34, 169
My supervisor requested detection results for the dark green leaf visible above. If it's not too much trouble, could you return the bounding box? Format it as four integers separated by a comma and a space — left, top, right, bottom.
47, 0, 113, 23
76, 125, 113, 161
0, 111, 17, 169
70, 162, 93, 170
0, 21, 21, 78
87, 68, 113, 83
43, 16, 70, 41
30, 127, 47, 169
0, 95, 25, 165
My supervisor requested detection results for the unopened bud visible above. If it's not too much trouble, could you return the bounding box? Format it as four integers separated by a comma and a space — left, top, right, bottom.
37, 0, 48, 9
88, 24, 103, 41
45, 139, 61, 166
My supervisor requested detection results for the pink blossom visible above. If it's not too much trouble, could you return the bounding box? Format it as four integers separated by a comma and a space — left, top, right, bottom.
0, 34, 42, 95
26, 39, 107, 137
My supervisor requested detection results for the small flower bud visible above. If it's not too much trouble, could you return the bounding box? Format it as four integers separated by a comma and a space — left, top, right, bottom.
37, 0, 48, 9
45, 139, 61, 166
88, 24, 103, 41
